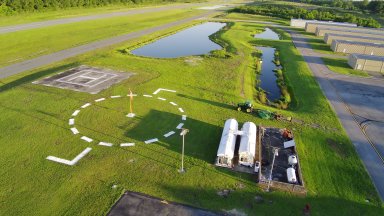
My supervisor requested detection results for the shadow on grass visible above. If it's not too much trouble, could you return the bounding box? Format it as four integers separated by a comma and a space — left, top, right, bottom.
0, 63, 78, 93
177, 93, 235, 110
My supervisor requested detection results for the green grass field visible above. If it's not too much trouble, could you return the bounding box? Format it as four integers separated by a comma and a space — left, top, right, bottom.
0, 12, 383, 216
322, 57, 369, 77
0, 8, 202, 67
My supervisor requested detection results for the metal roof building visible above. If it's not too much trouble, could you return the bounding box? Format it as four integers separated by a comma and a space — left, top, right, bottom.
331, 40, 384, 56
316, 26, 384, 37
305, 22, 357, 33
291, 19, 355, 28
348, 54, 384, 73
324, 33, 384, 45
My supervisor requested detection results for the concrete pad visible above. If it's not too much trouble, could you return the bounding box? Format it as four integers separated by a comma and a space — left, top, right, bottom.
164, 131, 175, 137
95, 98, 105, 102
178, 108, 184, 113
182, 115, 187, 121
176, 123, 184, 129
72, 110, 80, 116
145, 138, 158, 144
170, 102, 177, 106
81, 136, 93, 143
81, 103, 91, 108
69, 118, 75, 125
99, 142, 113, 147
70, 127, 79, 135
158, 97, 166, 101
33, 65, 134, 94
120, 143, 135, 147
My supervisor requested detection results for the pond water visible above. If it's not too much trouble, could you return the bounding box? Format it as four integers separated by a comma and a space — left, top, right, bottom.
131, 22, 226, 58
254, 28, 280, 40
256, 46, 281, 101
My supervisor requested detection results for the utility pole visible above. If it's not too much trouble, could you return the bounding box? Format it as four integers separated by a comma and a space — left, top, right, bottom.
267, 148, 279, 192
179, 128, 189, 173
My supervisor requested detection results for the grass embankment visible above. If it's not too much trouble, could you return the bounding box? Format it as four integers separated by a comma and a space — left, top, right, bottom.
322, 57, 369, 77
0, 14, 383, 216
0, 8, 202, 67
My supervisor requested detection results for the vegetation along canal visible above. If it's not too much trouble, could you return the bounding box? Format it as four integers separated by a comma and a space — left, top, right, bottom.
131, 22, 226, 58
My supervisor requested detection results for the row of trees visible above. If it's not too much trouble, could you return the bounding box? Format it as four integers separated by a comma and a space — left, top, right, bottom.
0, 0, 184, 14
282, 0, 384, 15
231, 5, 381, 28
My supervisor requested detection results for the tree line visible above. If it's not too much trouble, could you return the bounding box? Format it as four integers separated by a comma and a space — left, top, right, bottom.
0, 0, 188, 14
231, 4, 381, 28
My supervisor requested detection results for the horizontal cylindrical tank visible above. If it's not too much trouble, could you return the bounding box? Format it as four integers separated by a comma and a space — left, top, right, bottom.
287, 167, 297, 184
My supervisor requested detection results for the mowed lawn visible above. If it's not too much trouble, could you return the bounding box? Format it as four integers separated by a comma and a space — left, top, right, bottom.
0, 8, 202, 67
0, 16, 383, 216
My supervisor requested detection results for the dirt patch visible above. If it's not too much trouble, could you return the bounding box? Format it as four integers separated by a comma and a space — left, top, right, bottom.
184, 56, 203, 66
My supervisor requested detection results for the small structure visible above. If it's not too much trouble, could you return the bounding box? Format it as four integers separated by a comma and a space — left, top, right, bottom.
215, 119, 238, 167
238, 122, 257, 167
287, 168, 297, 184
324, 33, 384, 45
331, 40, 384, 56
348, 54, 384, 73
305, 22, 357, 33
316, 27, 384, 37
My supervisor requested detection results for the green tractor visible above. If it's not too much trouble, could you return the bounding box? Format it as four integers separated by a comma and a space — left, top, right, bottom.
237, 101, 253, 113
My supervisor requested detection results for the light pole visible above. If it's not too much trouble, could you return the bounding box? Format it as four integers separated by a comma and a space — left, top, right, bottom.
267, 148, 279, 192
179, 128, 189, 173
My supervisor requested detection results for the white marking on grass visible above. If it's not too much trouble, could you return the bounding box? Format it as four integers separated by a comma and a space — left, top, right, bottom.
69, 118, 75, 125
95, 98, 105, 102
81, 136, 93, 143
46, 147, 92, 166
178, 108, 184, 113
158, 97, 166, 101
99, 142, 113, 147
176, 123, 184, 129
70, 127, 79, 135
120, 143, 135, 147
164, 131, 175, 137
143, 94, 153, 97
153, 88, 176, 95
81, 103, 91, 108
111, 95, 121, 98
127, 94, 137, 97
145, 138, 158, 144
170, 102, 177, 106
182, 115, 187, 121
72, 110, 80, 116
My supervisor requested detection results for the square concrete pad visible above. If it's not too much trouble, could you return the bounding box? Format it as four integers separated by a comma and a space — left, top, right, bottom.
33, 65, 134, 94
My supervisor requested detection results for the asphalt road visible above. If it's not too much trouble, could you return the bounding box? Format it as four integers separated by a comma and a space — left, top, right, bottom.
0, 3, 207, 34
0, 10, 218, 79
288, 29, 384, 201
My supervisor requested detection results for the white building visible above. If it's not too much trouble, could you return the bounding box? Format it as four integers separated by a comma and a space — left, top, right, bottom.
290, 19, 356, 29
215, 119, 238, 167
238, 122, 257, 167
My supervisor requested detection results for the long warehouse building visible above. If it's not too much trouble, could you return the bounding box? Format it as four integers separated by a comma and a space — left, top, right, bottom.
305, 22, 357, 33
291, 19, 355, 28
331, 40, 384, 56
348, 54, 384, 73
324, 33, 384, 45
316, 26, 384, 37
316, 27, 384, 38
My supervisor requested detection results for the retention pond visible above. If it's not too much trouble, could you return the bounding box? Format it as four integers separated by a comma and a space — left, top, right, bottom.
254, 28, 280, 40
131, 22, 226, 58
257, 46, 281, 101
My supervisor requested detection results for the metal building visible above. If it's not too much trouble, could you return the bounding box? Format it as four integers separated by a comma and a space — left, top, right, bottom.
331, 40, 384, 56
348, 54, 384, 73
215, 119, 238, 167
290, 19, 355, 28
316, 26, 384, 37
324, 33, 384, 45
305, 22, 357, 33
